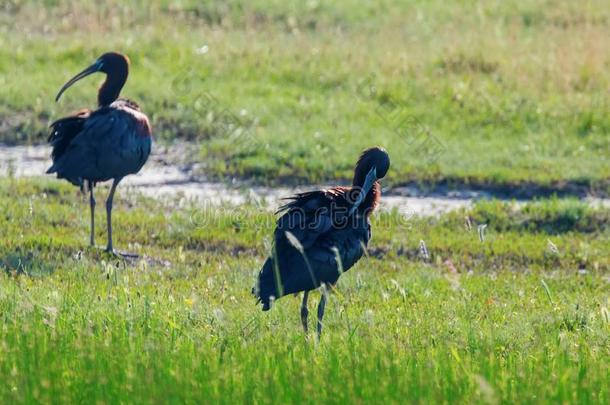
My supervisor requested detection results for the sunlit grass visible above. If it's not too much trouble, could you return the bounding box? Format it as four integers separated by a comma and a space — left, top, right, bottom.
0, 0, 608, 190
1, 1, 609, 401
0, 178, 609, 403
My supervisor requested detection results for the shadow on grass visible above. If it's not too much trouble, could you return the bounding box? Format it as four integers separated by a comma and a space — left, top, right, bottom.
1, 249, 56, 276
1, 245, 172, 277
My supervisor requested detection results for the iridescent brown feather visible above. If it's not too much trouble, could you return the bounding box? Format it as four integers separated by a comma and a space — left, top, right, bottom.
47, 109, 91, 162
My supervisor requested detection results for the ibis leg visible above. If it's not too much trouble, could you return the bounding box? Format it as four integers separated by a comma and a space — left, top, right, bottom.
89, 181, 96, 247
316, 287, 328, 339
105, 178, 120, 253
300, 291, 309, 333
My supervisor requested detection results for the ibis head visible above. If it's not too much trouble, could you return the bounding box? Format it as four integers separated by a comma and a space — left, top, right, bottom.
349, 146, 390, 214
55, 52, 130, 107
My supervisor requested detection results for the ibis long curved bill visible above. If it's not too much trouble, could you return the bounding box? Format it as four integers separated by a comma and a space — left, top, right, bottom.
348, 166, 377, 216
55, 60, 103, 102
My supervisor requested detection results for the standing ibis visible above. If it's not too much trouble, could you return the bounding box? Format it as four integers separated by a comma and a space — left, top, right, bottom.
254, 147, 390, 337
47, 52, 152, 254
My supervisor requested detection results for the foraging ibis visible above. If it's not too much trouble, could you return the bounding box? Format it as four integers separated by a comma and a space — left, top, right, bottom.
254, 147, 390, 337
47, 52, 152, 254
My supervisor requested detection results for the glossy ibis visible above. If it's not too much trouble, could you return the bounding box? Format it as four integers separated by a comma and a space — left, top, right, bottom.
254, 147, 390, 337
47, 52, 152, 254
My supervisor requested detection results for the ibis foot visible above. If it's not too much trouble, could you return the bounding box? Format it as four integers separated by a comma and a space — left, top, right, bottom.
104, 248, 140, 260
118, 251, 140, 259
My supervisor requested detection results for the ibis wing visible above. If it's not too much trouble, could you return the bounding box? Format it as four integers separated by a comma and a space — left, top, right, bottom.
274, 189, 346, 251
254, 207, 370, 310
47, 106, 151, 185
48, 109, 92, 162
255, 189, 356, 309
277, 226, 369, 297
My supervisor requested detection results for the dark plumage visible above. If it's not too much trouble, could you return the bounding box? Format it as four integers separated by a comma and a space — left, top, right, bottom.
47, 100, 151, 186
48, 109, 91, 162
47, 52, 152, 254
254, 147, 390, 336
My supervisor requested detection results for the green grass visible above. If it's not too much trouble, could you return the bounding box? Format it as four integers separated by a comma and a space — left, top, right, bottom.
1, 1, 609, 191
1, 178, 609, 403
1, 1, 610, 401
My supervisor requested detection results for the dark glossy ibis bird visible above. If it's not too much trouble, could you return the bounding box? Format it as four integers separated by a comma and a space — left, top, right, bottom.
254, 147, 390, 337
47, 52, 152, 254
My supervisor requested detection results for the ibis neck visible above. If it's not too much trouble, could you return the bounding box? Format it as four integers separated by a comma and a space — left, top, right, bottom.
98, 71, 127, 107
352, 171, 367, 188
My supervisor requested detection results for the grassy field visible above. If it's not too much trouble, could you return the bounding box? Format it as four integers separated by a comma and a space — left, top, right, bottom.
1, 1, 610, 403
1, 178, 609, 403
0, 0, 609, 191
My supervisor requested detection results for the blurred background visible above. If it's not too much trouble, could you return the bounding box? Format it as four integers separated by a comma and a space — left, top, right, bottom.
0, 0, 608, 192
